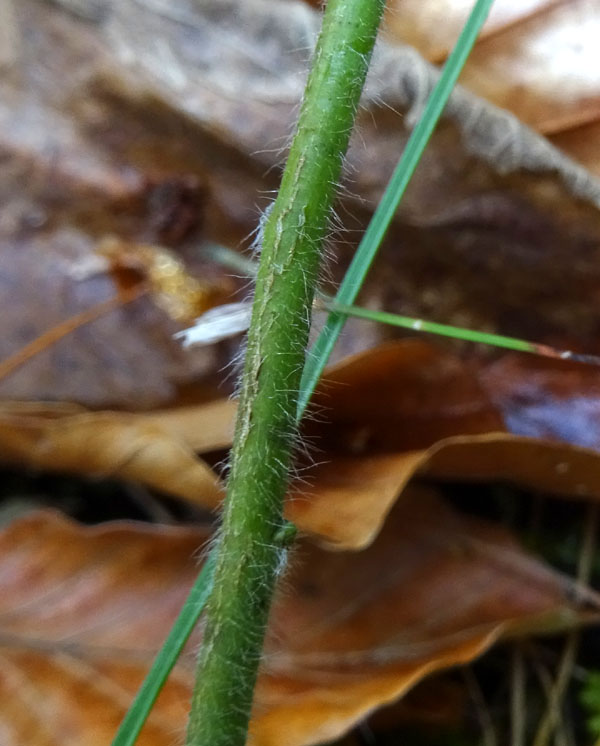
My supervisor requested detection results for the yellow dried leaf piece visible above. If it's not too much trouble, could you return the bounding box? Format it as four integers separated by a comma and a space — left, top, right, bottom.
97, 237, 223, 322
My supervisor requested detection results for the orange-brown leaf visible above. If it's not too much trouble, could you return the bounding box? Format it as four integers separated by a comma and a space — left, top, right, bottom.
6, 343, 600, 551
0, 402, 229, 508
0, 494, 596, 746
288, 343, 600, 549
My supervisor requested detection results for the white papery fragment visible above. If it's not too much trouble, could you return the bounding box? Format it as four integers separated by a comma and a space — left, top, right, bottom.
174, 302, 252, 346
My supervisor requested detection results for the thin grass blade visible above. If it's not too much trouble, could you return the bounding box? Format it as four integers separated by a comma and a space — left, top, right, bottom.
326, 302, 600, 365
297, 0, 495, 417
111, 552, 216, 746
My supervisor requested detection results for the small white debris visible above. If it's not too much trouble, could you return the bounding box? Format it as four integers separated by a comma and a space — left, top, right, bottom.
174, 302, 252, 346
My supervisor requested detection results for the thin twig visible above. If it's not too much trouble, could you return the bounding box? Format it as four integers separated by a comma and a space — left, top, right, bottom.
463, 666, 498, 746
532, 504, 599, 746
0, 283, 148, 383
511, 644, 526, 746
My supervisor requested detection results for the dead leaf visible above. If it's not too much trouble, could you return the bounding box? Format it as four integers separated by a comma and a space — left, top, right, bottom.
289, 435, 600, 551
0, 226, 226, 407
383, 1, 600, 163
259, 487, 600, 745
0, 401, 228, 509
97, 237, 233, 323
479, 354, 600, 448
0, 282, 149, 384
0, 510, 206, 746
6, 342, 600, 550
458, 2, 600, 136
142, 398, 237, 454
0, 490, 596, 746
4, 0, 600, 410
286, 343, 600, 549
0, 1, 243, 407
382, 1, 556, 64
306, 340, 504, 453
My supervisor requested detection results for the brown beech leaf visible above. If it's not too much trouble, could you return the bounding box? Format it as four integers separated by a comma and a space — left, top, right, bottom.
259, 486, 600, 746
373, 2, 600, 354
290, 435, 600, 551
383, 1, 600, 160
0, 510, 208, 746
306, 339, 504, 453
382, 1, 555, 63
0, 401, 232, 509
382, 0, 598, 135
0, 0, 242, 407
1, 491, 597, 746
6, 342, 600, 551
479, 354, 600, 449
0, 227, 230, 408
284, 342, 600, 549
458, 2, 600, 136
5, 0, 600, 397
286, 340, 502, 548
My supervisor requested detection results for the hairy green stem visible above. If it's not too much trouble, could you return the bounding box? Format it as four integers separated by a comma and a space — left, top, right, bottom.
185, 1, 385, 744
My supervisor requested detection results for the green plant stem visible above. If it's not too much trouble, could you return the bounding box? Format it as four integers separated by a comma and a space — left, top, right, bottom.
297, 0, 495, 418
114, 3, 495, 742
185, 1, 385, 744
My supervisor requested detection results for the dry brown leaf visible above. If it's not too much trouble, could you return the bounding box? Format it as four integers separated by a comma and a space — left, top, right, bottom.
307, 340, 504, 452
97, 237, 233, 323
0, 491, 596, 746
0, 401, 229, 509
289, 435, 600, 550
288, 343, 600, 548
0, 230, 227, 407
4, 0, 600, 409
459, 2, 600, 136
0, 1, 243, 407
286, 340, 502, 548
479, 354, 600, 448
421, 434, 600, 498
384, 1, 600, 157
259, 487, 600, 745
551, 119, 600, 177
6, 342, 600, 550
383, 0, 557, 63
142, 398, 237, 454
0, 510, 206, 746
0, 130, 231, 407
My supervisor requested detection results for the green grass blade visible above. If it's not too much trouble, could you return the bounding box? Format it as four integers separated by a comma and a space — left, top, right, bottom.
181, 244, 600, 364
111, 551, 216, 746
326, 302, 600, 365
330, 302, 533, 351
297, 0, 495, 418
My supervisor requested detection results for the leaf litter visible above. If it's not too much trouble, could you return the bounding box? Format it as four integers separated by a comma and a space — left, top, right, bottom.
4, 0, 600, 409
6, 341, 600, 551
2, 339, 600, 743
0, 488, 598, 746
3, 0, 600, 743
